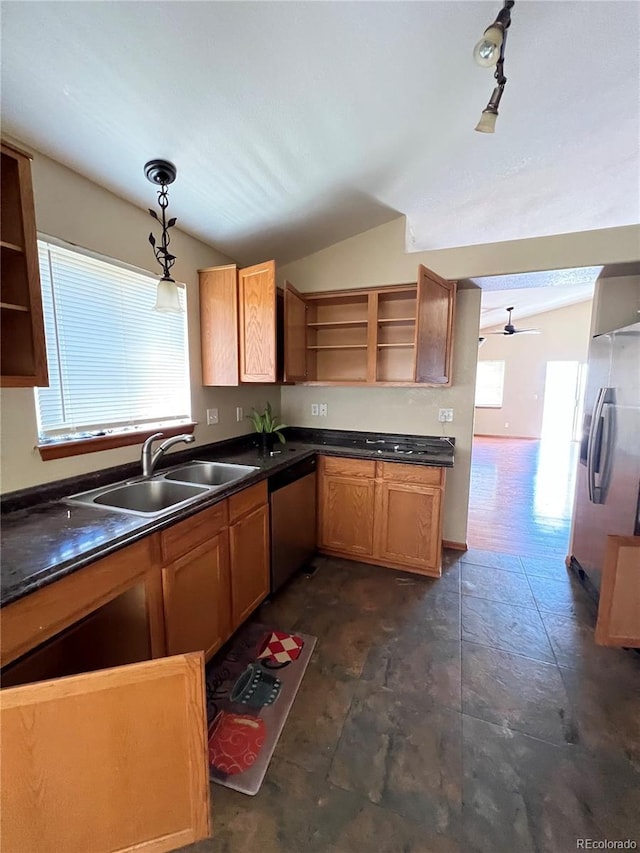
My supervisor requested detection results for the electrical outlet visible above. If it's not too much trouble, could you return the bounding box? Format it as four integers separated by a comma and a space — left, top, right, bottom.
311, 403, 319, 416
236, 407, 244, 422
438, 408, 453, 423
206, 408, 219, 425
319, 403, 328, 417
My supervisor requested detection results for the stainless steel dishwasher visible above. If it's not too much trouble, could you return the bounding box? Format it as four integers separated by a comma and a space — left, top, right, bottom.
268, 456, 317, 593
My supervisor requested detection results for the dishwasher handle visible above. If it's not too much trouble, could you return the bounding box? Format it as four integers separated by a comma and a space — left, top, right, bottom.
268, 456, 317, 492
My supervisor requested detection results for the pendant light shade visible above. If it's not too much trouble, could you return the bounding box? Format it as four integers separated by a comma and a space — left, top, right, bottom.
154, 276, 183, 313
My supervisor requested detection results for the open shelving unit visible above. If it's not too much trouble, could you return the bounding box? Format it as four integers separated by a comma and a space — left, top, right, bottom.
1, 141, 48, 387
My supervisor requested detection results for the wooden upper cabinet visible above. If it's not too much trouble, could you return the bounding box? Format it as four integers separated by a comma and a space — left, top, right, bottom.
1, 141, 49, 388
238, 260, 277, 382
199, 263, 239, 386
283, 280, 308, 382
415, 264, 457, 385
199, 260, 285, 385
1, 653, 211, 853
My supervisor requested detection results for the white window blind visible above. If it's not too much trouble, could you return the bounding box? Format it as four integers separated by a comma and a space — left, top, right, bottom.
36, 240, 190, 440
475, 360, 505, 408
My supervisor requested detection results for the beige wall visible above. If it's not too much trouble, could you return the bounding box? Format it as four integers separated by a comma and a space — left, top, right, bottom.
279, 217, 639, 545
0, 149, 279, 494
474, 300, 593, 439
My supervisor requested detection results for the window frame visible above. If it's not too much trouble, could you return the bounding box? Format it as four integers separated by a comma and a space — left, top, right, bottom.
475, 359, 506, 409
34, 237, 194, 461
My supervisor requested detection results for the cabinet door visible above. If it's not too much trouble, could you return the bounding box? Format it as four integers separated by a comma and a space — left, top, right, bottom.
1, 653, 210, 853
162, 531, 231, 661
374, 481, 442, 573
229, 503, 270, 629
199, 263, 239, 386
284, 279, 307, 382
238, 260, 277, 382
415, 265, 456, 385
319, 474, 375, 557
595, 535, 640, 647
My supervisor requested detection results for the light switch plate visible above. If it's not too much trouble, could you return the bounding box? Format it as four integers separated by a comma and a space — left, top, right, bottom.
438, 408, 453, 423
236, 407, 244, 422
311, 403, 319, 416
206, 408, 219, 425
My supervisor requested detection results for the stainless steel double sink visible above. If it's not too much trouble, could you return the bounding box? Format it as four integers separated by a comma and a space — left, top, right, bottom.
66, 461, 259, 518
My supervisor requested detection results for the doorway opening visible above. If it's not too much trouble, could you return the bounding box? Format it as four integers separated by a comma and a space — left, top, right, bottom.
540, 360, 587, 442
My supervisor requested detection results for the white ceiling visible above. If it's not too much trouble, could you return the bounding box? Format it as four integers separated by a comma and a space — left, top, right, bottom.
2, 2, 639, 266
477, 266, 601, 329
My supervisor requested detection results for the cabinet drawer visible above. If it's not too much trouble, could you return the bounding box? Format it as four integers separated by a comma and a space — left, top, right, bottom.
378, 462, 444, 487
228, 481, 268, 524
320, 455, 376, 479
160, 502, 228, 564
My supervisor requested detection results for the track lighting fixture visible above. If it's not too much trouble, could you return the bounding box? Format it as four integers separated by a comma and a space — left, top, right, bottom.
473, 0, 515, 133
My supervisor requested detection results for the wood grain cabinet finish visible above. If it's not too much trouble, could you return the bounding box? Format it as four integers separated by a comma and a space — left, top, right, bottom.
318, 455, 445, 576
1, 140, 49, 388
318, 458, 376, 557
415, 264, 457, 386
229, 503, 270, 629
199, 260, 283, 385
162, 531, 231, 661
1, 653, 211, 853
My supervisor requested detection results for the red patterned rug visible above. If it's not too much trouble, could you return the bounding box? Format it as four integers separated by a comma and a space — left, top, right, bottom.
205, 622, 316, 796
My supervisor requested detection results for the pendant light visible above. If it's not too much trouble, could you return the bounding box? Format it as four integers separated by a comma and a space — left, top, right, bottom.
145, 159, 183, 313
473, 0, 515, 133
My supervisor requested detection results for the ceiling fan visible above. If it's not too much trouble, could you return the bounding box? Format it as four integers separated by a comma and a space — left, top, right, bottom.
488, 306, 540, 336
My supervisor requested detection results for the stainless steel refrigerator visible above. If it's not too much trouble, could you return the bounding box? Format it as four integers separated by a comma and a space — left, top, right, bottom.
569, 321, 640, 595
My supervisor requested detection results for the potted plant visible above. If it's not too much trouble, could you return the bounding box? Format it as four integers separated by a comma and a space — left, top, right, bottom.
247, 402, 287, 453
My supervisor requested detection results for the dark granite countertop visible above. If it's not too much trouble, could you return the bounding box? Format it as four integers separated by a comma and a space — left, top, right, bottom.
0, 428, 454, 608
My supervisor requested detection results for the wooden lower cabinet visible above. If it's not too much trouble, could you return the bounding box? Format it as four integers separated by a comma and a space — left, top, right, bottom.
318, 456, 445, 576
375, 481, 442, 572
162, 530, 231, 660
319, 474, 376, 557
229, 503, 270, 629
1, 653, 211, 853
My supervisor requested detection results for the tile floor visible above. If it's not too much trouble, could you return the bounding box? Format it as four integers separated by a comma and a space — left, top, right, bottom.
182, 550, 640, 853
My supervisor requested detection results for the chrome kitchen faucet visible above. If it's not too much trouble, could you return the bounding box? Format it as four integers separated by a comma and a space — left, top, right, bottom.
141, 432, 195, 477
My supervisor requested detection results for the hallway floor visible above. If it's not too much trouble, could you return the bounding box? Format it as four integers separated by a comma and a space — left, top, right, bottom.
468, 437, 579, 557
182, 550, 640, 853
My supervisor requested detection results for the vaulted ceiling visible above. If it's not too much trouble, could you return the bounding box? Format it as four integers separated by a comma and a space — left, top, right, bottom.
2, 2, 638, 266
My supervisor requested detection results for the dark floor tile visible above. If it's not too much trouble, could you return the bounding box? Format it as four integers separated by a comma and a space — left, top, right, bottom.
559, 653, 640, 772
272, 657, 357, 774
526, 572, 598, 625
461, 563, 535, 608
362, 634, 461, 711
291, 602, 378, 678
461, 548, 523, 573
442, 547, 466, 569
520, 553, 570, 579
184, 756, 459, 853
461, 642, 576, 746
540, 611, 618, 670
462, 715, 640, 853
461, 596, 555, 663
329, 683, 462, 833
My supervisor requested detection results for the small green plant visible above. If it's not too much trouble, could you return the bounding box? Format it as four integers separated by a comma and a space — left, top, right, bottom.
247, 402, 287, 444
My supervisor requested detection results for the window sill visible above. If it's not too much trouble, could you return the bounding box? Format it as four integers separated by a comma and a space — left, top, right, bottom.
37, 423, 196, 461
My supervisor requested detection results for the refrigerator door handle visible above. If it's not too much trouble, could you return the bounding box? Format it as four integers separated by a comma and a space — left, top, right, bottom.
587, 386, 608, 503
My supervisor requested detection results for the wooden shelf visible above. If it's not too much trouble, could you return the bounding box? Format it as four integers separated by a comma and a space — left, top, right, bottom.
307, 320, 368, 329
0, 240, 24, 254
377, 343, 414, 349
377, 317, 415, 326
1, 301, 29, 312
307, 344, 367, 351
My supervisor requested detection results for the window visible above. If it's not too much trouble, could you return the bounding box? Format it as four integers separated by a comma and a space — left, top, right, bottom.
36, 240, 191, 446
475, 360, 505, 408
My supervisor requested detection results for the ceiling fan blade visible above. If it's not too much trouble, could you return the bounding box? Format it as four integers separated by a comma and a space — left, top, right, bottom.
513, 329, 541, 334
